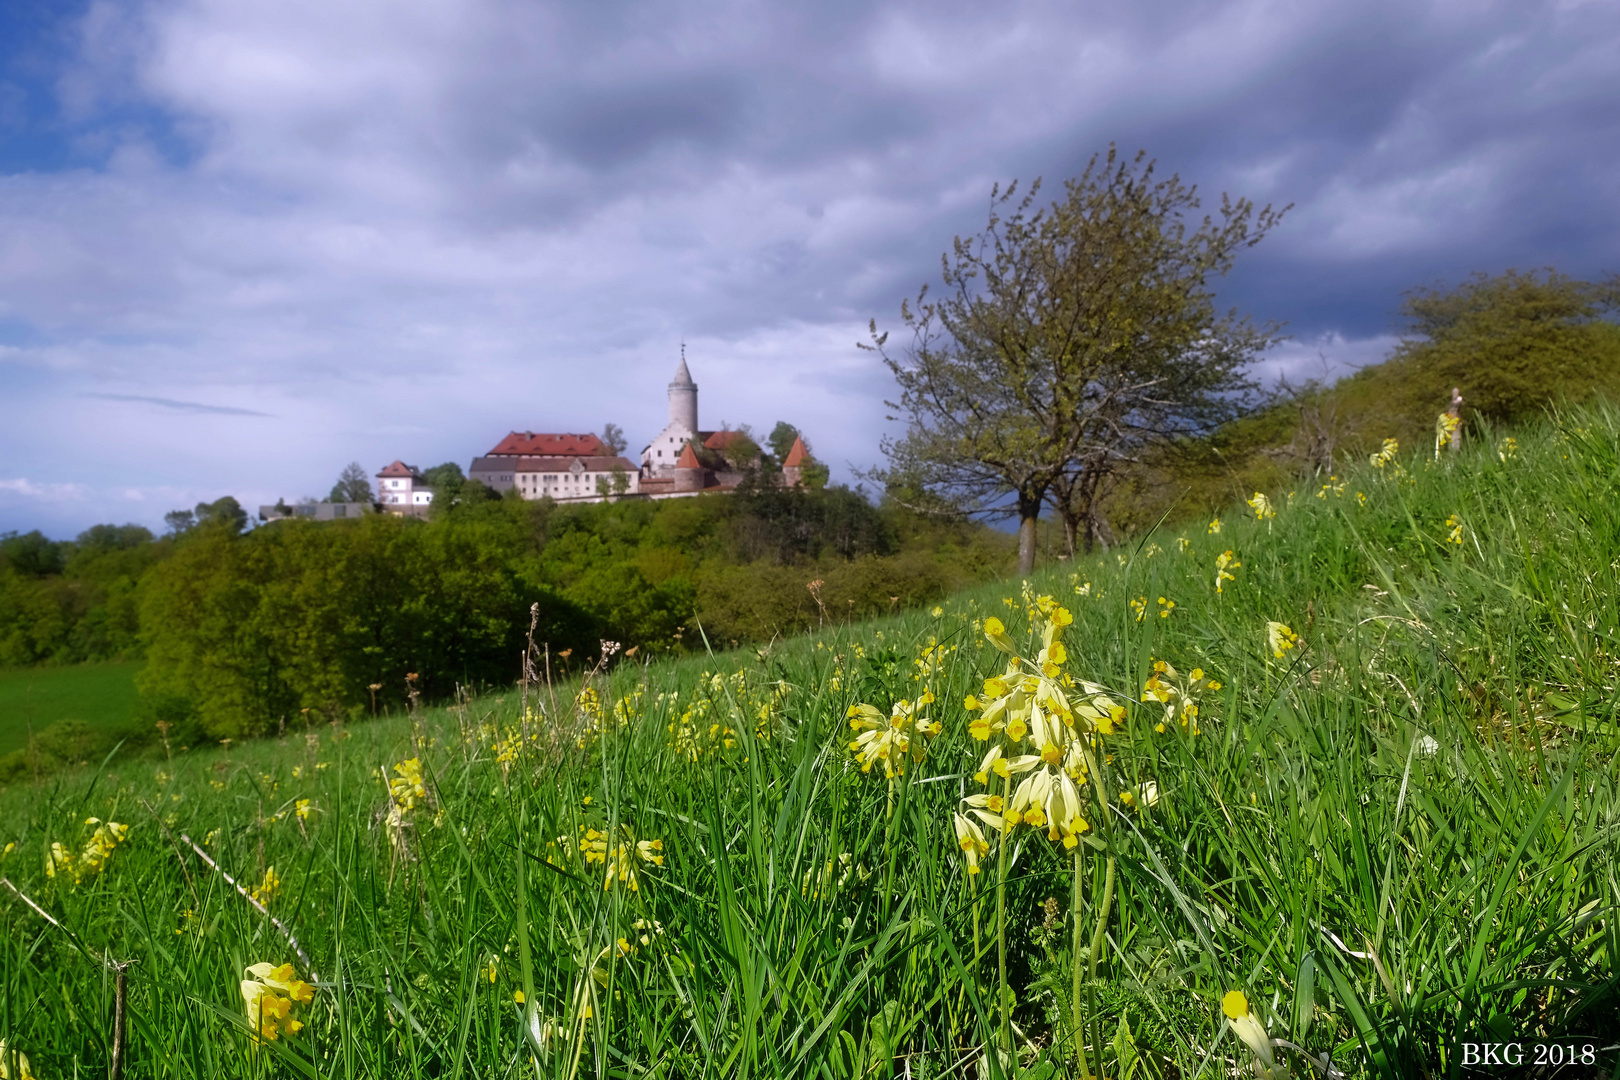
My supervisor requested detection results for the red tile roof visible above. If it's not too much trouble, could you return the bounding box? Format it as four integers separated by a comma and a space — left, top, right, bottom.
782, 435, 809, 468
486, 432, 606, 457
702, 430, 748, 451
675, 443, 703, 469
377, 460, 418, 478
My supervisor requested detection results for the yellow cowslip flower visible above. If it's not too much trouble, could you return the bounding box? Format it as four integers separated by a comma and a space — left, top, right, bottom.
963, 790, 1021, 829
1130, 596, 1147, 622
1497, 436, 1518, 461
1007, 769, 1052, 828
1266, 622, 1300, 659
294, 799, 316, 822
1247, 492, 1274, 521
1220, 990, 1283, 1078
1215, 549, 1241, 594
982, 616, 1017, 655
931, 605, 944, 617
1370, 437, 1399, 469
485, 956, 499, 984
1444, 515, 1464, 545
1041, 769, 1089, 847
952, 813, 990, 875
1355, 491, 1367, 506
1120, 781, 1160, 809
241, 962, 314, 1042
1176, 536, 1191, 552
972, 745, 1039, 787
0, 1039, 35, 1079
1158, 597, 1175, 618
1208, 518, 1222, 534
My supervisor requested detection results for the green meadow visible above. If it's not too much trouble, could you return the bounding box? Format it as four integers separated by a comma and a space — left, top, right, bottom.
0, 404, 1616, 1079
0, 661, 142, 756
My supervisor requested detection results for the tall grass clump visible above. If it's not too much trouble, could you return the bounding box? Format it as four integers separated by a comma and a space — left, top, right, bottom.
1, 402, 1617, 1078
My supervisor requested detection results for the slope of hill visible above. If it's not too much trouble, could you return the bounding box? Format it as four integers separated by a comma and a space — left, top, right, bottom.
0, 401, 1616, 1078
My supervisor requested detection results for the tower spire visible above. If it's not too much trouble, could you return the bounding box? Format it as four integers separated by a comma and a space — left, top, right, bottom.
668, 346, 698, 431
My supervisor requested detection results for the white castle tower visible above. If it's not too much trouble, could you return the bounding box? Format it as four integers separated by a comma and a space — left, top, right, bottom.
668, 352, 698, 434
641, 349, 702, 477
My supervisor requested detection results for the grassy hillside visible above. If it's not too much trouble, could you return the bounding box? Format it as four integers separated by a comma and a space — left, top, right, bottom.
0, 661, 142, 756
0, 402, 1616, 1078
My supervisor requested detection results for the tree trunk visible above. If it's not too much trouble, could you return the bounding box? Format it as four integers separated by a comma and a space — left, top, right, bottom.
1017, 493, 1042, 576
1061, 512, 1077, 559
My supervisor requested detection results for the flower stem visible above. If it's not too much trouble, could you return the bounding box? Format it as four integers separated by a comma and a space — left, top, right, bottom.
1088, 853, 1116, 982
996, 768, 1011, 1056
1072, 846, 1091, 1080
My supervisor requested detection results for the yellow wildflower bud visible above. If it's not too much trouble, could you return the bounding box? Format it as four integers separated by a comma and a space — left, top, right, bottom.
982, 617, 1017, 655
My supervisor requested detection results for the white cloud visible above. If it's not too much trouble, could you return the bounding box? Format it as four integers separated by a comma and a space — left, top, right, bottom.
1251, 333, 1401, 386
0, 478, 90, 501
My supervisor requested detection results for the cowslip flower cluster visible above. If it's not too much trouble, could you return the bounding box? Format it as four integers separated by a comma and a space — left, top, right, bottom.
1315, 476, 1345, 499
913, 636, 955, 679
956, 600, 1123, 863
45, 818, 130, 884
1370, 437, 1399, 470
386, 757, 427, 815
1444, 515, 1464, 545
665, 670, 782, 761
581, 826, 664, 892
1266, 622, 1301, 660
1497, 436, 1519, 462
250, 866, 282, 906
240, 962, 315, 1043
1247, 492, 1275, 522
1435, 411, 1461, 456
1140, 660, 1221, 734
846, 692, 941, 778
1215, 550, 1241, 594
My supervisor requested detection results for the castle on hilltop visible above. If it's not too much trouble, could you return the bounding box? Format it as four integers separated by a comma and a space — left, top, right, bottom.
468, 353, 811, 504
260, 353, 815, 522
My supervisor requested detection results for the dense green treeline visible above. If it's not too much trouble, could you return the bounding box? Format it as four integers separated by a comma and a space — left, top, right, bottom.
2, 486, 1009, 749
0, 525, 162, 668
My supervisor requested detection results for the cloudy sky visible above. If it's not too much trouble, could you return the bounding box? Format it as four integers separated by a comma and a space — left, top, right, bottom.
2, 0, 1616, 537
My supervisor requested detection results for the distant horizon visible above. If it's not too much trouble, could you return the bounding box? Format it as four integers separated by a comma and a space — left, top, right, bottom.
4, 0, 1617, 538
